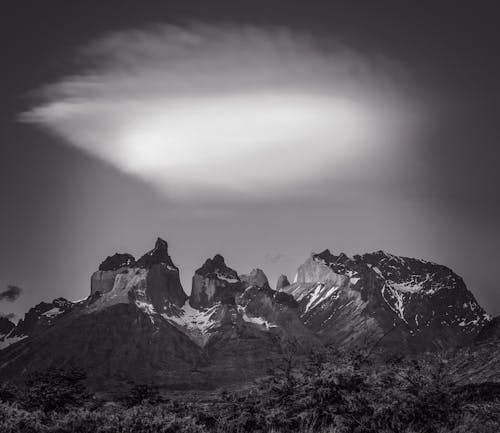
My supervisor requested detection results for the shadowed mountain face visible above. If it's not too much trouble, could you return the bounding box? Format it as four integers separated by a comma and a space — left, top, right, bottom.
0, 239, 493, 389
0, 318, 15, 341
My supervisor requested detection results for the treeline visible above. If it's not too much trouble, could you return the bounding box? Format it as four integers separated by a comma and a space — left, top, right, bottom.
0, 348, 499, 432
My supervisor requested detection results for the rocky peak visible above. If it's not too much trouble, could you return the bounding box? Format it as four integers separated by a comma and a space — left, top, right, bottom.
90, 238, 187, 314
312, 250, 354, 274
239, 269, 269, 289
190, 255, 242, 309
195, 254, 239, 281
9, 297, 74, 340
98, 253, 135, 271
276, 274, 290, 290
136, 237, 176, 269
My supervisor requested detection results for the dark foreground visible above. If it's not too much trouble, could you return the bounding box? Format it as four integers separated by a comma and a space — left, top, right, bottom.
1, 349, 499, 433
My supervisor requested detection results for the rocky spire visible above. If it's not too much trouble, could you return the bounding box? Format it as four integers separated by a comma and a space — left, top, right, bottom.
136, 237, 176, 269
190, 254, 242, 308
195, 254, 239, 280
276, 274, 290, 290
240, 269, 269, 289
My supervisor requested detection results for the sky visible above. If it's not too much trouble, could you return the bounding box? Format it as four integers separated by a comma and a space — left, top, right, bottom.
1, 1, 499, 320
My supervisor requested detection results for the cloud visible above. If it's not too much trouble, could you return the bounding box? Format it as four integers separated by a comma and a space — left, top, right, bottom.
0, 312, 16, 321
23, 24, 425, 200
0, 285, 22, 302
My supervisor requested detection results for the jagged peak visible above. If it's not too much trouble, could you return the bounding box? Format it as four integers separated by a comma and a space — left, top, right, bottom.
195, 254, 239, 281
136, 237, 176, 269
276, 274, 290, 290
240, 268, 269, 289
314, 248, 331, 258
212, 254, 225, 267
98, 253, 135, 271
154, 237, 169, 251
312, 249, 351, 266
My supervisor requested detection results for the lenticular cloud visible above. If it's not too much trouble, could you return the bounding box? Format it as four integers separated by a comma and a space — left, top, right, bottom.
22, 24, 422, 199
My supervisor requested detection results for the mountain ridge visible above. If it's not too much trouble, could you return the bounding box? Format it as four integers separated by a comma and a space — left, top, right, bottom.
0, 238, 494, 389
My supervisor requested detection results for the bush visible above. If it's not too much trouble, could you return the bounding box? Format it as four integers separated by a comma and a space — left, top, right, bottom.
119, 381, 164, 407
22, 367, 89, 413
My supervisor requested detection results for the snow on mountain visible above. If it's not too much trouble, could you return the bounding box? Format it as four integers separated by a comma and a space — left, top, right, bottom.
281, 249, 490, 351
0, 239, 493, 389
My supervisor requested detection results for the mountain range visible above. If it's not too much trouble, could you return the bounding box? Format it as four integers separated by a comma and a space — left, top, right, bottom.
0, 237, 496, 390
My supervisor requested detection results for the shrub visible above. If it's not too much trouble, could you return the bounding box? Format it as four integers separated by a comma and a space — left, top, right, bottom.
22, 367, 89, 413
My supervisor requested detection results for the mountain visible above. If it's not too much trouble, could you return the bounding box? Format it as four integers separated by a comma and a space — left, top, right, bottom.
0, 297, 74, 349
0, 239, 317, 389
280, 249, 490, 351
0, 240, 493, 390
0, 239, 203, 388
161, 256, 319, 383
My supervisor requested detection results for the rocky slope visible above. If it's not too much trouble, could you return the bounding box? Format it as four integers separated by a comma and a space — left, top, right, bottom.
281, 249, 490, 351
0, 297, 75, 349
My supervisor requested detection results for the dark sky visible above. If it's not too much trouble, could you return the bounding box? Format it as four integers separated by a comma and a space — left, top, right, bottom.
1, 0, 499, 319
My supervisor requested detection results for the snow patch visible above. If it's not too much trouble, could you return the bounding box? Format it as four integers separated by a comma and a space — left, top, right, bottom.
163, 302, 218, 334
0, 334, 27, 350
42, 307, 63, 318
382, 285, 407, 323
390, 281, 423, 294
304, 283, 340, 313
135, 301, 156, 319
216, 273, 238, 283
241, 309, 277, 329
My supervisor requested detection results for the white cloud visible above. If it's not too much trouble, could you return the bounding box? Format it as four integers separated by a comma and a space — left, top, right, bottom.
23, 24, 424, 199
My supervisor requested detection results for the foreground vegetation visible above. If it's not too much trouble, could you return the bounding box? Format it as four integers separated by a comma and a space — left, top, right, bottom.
0, 349, 499, 433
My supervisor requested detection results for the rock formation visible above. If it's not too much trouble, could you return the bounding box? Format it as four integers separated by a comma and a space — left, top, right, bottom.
276, 274, 290, 290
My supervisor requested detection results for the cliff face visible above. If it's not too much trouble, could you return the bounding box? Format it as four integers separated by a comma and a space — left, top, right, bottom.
190, 254, 243, 309
89, 238, 187, 315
